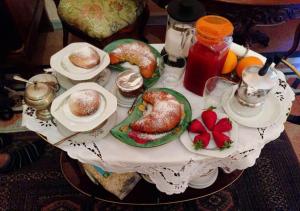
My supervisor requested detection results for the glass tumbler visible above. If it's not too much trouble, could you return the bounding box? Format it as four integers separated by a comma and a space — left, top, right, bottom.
203, 76, 236, 109
161, 56, 186, 87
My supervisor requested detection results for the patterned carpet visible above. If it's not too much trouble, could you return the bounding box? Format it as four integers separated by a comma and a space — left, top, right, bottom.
0, 132, 299, 211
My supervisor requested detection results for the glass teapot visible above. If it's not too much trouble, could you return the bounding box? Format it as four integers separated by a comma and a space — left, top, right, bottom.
236, 58, 278, 107
164, 0, 205, 62
230, 58, 278, 117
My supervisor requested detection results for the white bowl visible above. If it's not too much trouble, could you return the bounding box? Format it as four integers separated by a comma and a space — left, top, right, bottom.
50, 82, 117, 132
50, 42, 110, 81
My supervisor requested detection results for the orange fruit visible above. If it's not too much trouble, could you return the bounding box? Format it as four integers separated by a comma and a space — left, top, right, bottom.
236, 56, 263, 78
222, 50, 237, 74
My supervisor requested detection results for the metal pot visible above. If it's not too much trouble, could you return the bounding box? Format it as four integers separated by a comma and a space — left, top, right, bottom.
24, 82, 55, 120
235, 65, 278, 108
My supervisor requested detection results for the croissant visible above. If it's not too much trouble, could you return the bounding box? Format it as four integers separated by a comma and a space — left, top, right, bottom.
130, 91, 182, 134
109, 42, 157, 78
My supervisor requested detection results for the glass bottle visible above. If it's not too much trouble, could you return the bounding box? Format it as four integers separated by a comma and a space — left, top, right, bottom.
183, 15, 234, 96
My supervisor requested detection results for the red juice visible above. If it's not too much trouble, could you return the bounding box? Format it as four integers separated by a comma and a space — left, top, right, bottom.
184, 42, 229, 96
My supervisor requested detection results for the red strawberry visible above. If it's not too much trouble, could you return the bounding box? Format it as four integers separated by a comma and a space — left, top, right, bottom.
212, 131, 232, 150
193, 132, 210, 150
201, 107, 217, 131
214, 118, 232, 132
188, 119, 207, 133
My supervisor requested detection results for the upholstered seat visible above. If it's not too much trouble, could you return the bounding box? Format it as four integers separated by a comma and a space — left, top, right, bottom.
57, 0, 145, 41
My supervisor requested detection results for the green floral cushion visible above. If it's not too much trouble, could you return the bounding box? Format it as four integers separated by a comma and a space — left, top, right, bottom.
58, 0, 145, 40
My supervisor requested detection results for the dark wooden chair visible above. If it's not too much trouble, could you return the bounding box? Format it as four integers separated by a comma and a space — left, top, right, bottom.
0, 0, 44, 67
275, 23, 300, 125
54, 0, 150, 48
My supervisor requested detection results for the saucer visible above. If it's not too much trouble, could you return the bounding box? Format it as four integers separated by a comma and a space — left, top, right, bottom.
51, 82, 117, 132
111, 85, 136, 108
56, 68, 111, 90
50, 42, 110, 81
57, 112, 117, 140
221, 86, 283, 128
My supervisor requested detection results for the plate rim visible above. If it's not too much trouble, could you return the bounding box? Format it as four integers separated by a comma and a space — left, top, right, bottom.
51, 82, 117, 132
221, 86, 283, 128
50, 42, 110, 81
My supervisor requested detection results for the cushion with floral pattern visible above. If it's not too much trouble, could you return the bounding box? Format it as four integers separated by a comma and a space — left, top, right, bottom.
58, 0, 145, 40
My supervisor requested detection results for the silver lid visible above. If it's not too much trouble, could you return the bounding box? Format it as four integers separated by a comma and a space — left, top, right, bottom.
116, 69, 143, 92
25, 82, 52, 101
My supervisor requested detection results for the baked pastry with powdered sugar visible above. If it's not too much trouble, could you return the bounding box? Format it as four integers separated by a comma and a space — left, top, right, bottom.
68, 89, 100, 116
130, 91, 183, 134
69, 46, 100, 69
109, 42, 157, 78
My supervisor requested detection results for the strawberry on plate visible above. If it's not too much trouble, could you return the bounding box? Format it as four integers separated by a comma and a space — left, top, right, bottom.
214, 118, 232, 132
201, 107, 217, 131
212, 131, 232, 150
188, 119, 207, 134
193, 132, 210, 150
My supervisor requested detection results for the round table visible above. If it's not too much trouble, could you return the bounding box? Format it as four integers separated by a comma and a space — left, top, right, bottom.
60, 151, 243, 205
23, 43, 295, 195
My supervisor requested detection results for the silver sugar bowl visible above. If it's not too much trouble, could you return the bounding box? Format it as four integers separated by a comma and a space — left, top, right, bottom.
24, 81, 55, 120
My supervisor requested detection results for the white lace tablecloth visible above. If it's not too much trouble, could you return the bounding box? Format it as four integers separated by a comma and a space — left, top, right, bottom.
22, 44, 295, 195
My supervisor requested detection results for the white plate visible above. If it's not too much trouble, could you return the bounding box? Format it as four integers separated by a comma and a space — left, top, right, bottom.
56, 68, 111, 90
222, 86, 283, 128
57, 112, 117, 139
50, 42, 110, 81
180, 111, 238, 158
51, 82, 117, 132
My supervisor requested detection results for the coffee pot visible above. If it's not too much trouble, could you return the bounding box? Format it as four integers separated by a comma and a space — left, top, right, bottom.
164, 0, 205, 62
230, 58, 278, 117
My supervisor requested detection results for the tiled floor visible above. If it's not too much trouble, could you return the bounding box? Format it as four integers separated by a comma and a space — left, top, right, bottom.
31, 10, 300, 162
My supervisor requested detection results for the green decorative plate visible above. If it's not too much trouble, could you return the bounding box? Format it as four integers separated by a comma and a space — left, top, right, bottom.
103, 39, 163, 89
110, 88, 192, 148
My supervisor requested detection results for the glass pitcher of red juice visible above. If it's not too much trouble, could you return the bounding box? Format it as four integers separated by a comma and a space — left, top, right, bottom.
183, 15, 234, 96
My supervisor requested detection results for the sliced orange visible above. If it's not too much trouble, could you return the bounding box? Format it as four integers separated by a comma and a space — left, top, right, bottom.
222, 50, 238, 74
236, 56, 263, 78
